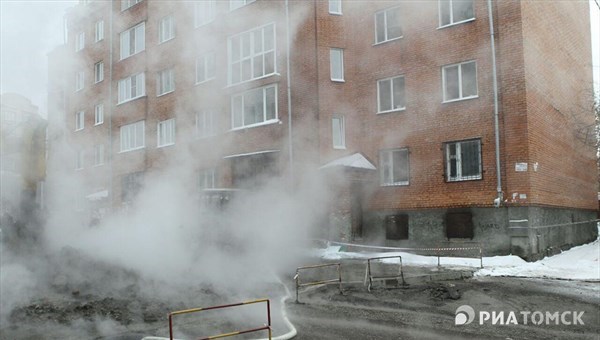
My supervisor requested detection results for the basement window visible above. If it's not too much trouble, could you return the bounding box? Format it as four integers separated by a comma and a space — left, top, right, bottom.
385, 214, 409, 240
445, 211, 474, 239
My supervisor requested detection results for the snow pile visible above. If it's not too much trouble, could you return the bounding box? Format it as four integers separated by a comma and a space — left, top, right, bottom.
316, 238, 599, 281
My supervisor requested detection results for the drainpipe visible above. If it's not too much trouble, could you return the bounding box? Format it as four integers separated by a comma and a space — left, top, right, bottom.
285, 0, 294, 187
487, 0, 503, 207
108, 1, 114, 210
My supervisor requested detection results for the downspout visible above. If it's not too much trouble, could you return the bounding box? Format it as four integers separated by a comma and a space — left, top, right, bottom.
285, 0, 294, 186
108, 1, 114, 210
487, 0, 503, 207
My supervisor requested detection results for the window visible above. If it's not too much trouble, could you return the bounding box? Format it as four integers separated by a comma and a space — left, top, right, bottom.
156, 69, 175, 96
194, 0, 216, 27
329, 0, 342, 14
375, 6, 402, 44
446, 211, 474, 239
332, 116, 345, 149
94, 61, 104, 83
94, 144, 104, 166
118, 72, 145, 103
380, 148, 409, 186
75, 150, 84, 170
329, 48, 344, 81
94, 104, 104, 125
75, 111, 85, 131
377, 76, 405, 113
229, 23, 276, 84
75, 32, 85, 51
122, 0, 143, 11
439, 0, 474, 27
120, 22, 145, 60
120, 120, 145, 152
196, 52, 216, 84
196, 110, 215, 138
445, 139, 481, 181
230, 0, 255, 11
199, 168, 217, 189
158, 15, 175, 43
121, 172, 144, 203
442, 61, 477, 102
75, 71, 84, 91
385, 214, 409, 240
95, 20, 104, 42
231, 84, 277, 129
157, 118, 176, 147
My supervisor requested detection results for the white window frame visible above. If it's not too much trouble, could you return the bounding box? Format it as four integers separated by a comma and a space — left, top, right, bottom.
196, 52, 216, 84
118, 72, 145, 104
75, 31, 85, 51
196, 110, 215, 138
75, 71, 85, 92
94, 104, 104, 125
438, 0, 475, 28
120, 120, 145, 152
445, 139, 482, 182
230, 0, 255, 11
332, 116, 345, 149
157, 118, 176, 147
199, 168, 217, 189
380, 148, 410, 186
228, 23, 276, 85
374, 6, 403, 44
329, 0, 342, 15
377, 75, 406, 113
156, 68, 175, 96
158, 15, 175, 43
94, 61, 104, 83
75, 111, 85, 131
194, 0, 216, 27
121, 0, 143, 11
95, 20, 104, 42
231, 84, 278, 130
442, 60, 478, 102
94, 144, 105, 166
329, 48, 344, 82
120, 22, 145, 60
75, 150, 84, 170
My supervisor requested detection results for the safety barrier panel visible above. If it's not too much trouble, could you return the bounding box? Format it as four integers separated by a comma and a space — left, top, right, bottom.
365, 255, 406, 292
294, 263, 342, 303
168, 299, 271, 340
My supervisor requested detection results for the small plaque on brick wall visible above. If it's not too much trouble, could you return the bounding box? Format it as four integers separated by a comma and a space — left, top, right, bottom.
515, 163, 528, 172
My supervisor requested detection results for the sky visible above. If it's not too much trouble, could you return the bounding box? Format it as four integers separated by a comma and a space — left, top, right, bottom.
0, 0, 599, 118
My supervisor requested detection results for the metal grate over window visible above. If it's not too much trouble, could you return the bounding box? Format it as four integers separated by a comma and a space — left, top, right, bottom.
445, 139, 481, 182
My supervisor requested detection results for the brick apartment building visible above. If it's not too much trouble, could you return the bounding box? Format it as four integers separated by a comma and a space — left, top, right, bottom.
47, 0, 597, 259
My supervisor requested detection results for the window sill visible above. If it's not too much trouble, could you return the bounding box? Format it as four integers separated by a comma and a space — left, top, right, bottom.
119, 50, 145, 62
329, 12, 342, 16
95, 79, 104, 84
157, 90, 175, 97
437, 18, 476, 30
446, 176, 482, 182
93, 163, 104, 168
442, 95, 478, 104
195, 133, 216, 140
119, 146, 145, 154
158, 37, 175, 45
94, 122, 104, 126
194, 19, 215, 29
377, 107, 406, 115
230, 119, 280, 132
157, 143, 175, 149
333, 146, 346, 150
226, 73, 280, 89
381, 182, 409, 187
117, 95, 147, 106
373, 36, 403, 46
75, 128, 84, 132
195, 77, 215, 86
331, 79, 345, 83
75, 88, 84, 93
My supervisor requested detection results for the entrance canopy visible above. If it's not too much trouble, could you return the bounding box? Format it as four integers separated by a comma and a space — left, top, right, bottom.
319, 153, 376, 170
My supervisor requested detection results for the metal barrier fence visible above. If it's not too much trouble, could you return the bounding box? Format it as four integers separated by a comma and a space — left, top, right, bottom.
294, 263, 342, 303
365, 255, 406, 292
168, 299, 271, 340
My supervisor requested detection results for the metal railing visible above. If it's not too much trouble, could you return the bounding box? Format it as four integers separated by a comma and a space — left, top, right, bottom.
294, 263, 342, 303
365, 255, 406, 292
168, 299, 271, 340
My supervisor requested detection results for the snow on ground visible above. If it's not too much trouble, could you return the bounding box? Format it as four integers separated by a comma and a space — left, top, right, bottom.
316, 238, 600, 281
